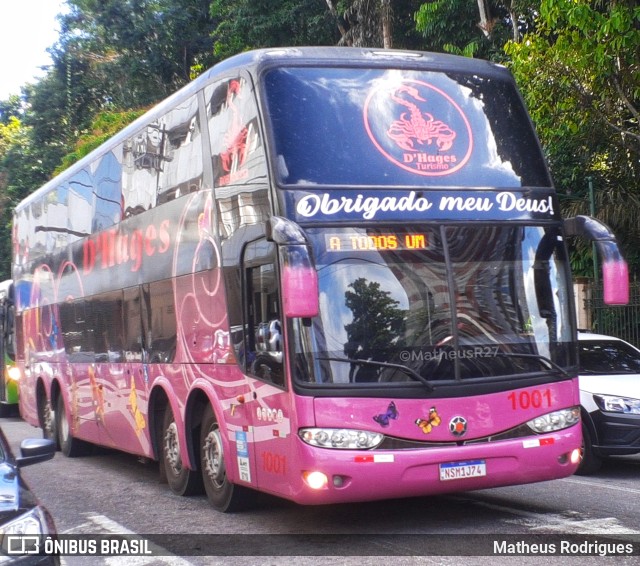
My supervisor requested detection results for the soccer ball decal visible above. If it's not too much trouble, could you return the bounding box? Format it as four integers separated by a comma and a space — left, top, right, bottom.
449, 416, 467, 437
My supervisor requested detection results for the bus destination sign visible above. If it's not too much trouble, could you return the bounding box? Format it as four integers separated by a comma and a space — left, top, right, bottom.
325, 233, 429, 252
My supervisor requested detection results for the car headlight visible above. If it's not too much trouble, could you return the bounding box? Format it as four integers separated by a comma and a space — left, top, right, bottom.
0, 506, 49, 537
299, 428, 384, 449
594, 394, 640, 415
527, 406, 581, 433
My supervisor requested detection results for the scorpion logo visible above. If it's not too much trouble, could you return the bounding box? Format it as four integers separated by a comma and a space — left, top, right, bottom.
387, 85, 456, 152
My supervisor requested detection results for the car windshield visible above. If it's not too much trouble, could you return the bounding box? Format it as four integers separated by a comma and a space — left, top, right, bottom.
579, 339, 640, 375
291, 224, 575, 386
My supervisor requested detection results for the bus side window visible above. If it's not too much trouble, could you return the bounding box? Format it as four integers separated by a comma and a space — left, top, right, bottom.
141, 280, 177, 363
91, 292, 125, 363
243, 240, 284, 387
156, 94, 203, 205
206, 75, 270, 240
123, 287, 143, 362
59, 300, 95, 363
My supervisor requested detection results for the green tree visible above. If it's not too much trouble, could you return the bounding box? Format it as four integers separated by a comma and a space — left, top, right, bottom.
506, 0, 640, 273
210, 0, 338, 60
415, 0, 540, 60
0, 117, 22, 156
55, 108, 145, 175
323, 0, 425, 49
0, 117, 51, 280
343, 277, 405, 381
58, 0, 216, 108
210, 0, 426, 56
0, 96, 23, 125
325, 0, 392, 47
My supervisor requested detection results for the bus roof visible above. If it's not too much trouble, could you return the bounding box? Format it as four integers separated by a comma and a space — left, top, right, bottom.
14, 47, 511, 213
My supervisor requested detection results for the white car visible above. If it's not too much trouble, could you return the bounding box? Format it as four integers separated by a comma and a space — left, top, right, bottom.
578, 331, 640, 474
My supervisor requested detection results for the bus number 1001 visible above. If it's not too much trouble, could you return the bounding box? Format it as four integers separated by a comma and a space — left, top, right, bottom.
261, 451, 287, 475
507, 389, 552, 410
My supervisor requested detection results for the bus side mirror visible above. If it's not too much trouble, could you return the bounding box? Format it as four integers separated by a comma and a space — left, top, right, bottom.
564, 215, 629, 305
281, 246, 319, 318
602, 254, 629, 305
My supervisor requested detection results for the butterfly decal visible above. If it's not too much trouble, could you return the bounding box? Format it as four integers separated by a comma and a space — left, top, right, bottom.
373, 401, 398, 427
415, 406, 441, 434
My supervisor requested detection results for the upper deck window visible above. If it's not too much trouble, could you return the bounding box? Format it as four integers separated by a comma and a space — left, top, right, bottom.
263, 67, 551, 188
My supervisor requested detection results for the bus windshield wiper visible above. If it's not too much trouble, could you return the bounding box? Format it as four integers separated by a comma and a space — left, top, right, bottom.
317, 357, 435, 392
494, 352, 571, 377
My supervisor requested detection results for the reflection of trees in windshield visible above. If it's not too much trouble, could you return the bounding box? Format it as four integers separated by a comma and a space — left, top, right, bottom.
343, 277, 405, 382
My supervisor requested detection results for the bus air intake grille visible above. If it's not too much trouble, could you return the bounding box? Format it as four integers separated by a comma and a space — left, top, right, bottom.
377, 423, 533, 450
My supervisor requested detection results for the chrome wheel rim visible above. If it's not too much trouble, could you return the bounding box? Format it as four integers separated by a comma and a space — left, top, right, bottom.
164, 421, 182, 475
43, 402, 55, 438
202, 425, 225, 488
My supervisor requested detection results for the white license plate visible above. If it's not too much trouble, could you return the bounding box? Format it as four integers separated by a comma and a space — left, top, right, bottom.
439, 459, 487, 481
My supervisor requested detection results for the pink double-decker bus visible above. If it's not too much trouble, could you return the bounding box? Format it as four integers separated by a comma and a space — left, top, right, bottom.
12, 47, 629, 512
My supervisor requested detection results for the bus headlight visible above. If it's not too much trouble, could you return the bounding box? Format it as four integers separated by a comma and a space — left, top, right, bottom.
594, 394, 640, 414
7, 366, 21, 382
526, 406, 580, 433
299, 428, 384, 449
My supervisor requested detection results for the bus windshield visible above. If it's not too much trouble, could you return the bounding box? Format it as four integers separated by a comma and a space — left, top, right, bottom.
292, 224, 575, 386
263, 66, 551, 188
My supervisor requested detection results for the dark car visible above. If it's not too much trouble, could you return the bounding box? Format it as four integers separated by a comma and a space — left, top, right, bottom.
0, 427, 57, 564
578, 332, 640, 474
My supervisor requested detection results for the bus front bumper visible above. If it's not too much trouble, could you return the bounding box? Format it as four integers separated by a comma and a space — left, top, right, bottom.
285, 425, 581, 505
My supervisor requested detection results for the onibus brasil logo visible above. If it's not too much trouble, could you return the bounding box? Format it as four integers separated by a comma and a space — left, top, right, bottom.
363, 78, 473, 176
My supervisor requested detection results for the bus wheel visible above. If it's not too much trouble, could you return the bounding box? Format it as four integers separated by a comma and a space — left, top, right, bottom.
161, 406, 202, 496
576, 422, 602, 475
200, 405, 250, 512
55, 396, 87, 457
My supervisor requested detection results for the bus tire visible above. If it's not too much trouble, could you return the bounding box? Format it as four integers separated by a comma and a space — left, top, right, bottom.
56, 395, 87, 457
200, 405, 251, 512
161, 406, 202, 496
576, 422, 602, 475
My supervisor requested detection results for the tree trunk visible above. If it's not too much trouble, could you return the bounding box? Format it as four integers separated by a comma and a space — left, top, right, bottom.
477, 0, 493, 38
381, 0, 392, 49
325, 0, 349, 44
509, 1, 521, 42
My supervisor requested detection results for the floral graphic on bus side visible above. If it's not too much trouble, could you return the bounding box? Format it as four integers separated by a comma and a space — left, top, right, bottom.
128, 377, 147, 436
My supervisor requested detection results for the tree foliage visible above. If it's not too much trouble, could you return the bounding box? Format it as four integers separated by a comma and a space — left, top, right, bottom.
0, 96, 23, 125
506, 0, 640, 273
210, 0, 338, 60
324, 0, 425, 49
0, 117, 51, 280
54, 108, 146, 175
58, 0, 217, 107
344, 277, 404, 380
415, 0, 540, 59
